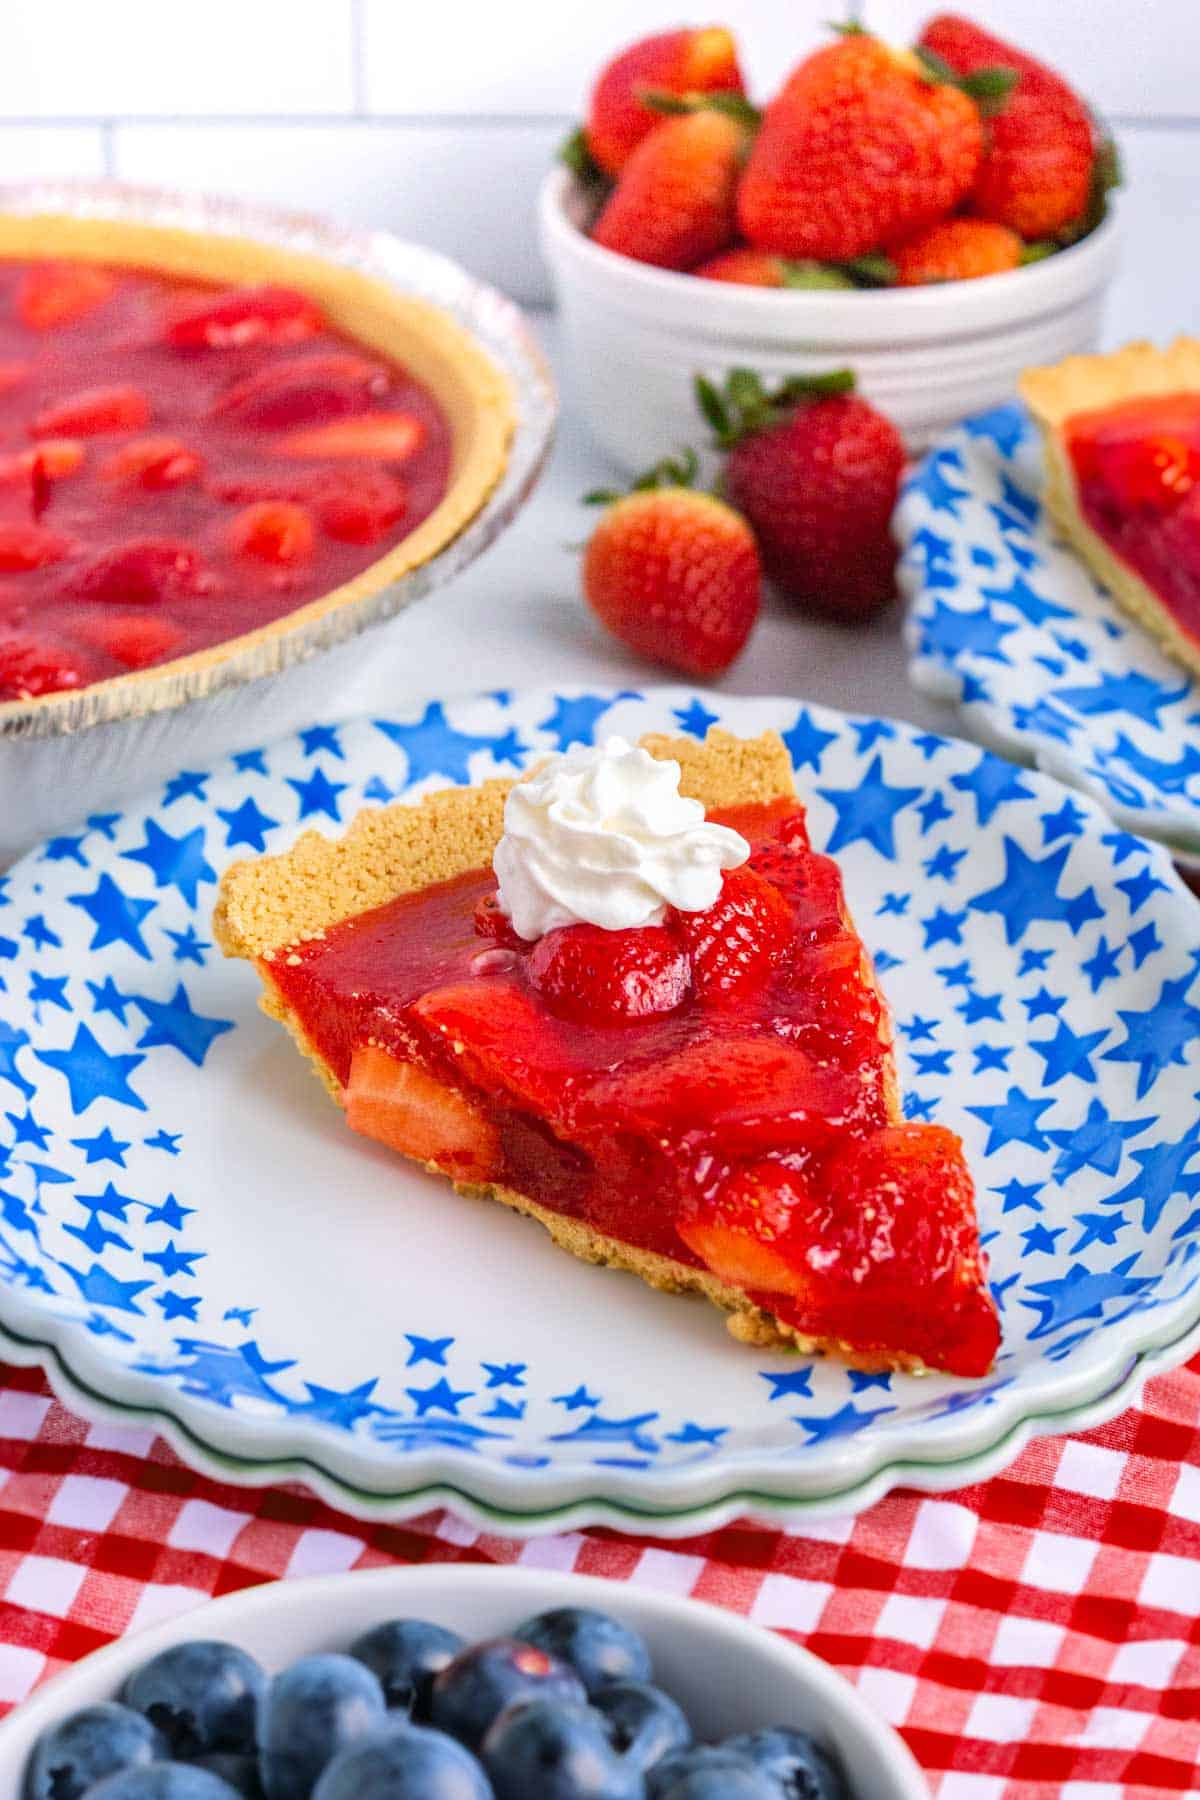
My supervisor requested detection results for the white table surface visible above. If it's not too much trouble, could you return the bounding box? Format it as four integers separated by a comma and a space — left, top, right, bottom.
318, 310, 956, 738
315, 245, 1166, 740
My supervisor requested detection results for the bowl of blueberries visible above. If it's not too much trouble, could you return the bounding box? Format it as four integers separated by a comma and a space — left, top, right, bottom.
2, 1565, 926, 1799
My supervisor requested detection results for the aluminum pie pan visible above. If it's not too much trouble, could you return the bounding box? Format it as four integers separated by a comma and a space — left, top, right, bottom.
0, 180, 557, 745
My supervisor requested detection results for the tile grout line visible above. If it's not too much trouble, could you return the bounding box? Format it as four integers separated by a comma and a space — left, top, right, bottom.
7, 111, 1198, 131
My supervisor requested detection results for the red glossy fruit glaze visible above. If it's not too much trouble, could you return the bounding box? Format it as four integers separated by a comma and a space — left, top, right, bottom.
268, 798, 999, 1374
1068, 392, 1200, 639
0, 258, 453, 696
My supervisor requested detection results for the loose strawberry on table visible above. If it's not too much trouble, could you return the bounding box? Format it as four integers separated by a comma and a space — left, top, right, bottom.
581, 455, 761, 677
698, 369, 905, 620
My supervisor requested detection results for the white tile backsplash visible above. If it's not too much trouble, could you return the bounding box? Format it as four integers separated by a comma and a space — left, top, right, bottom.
4, 0, 355, 118
363, 0, 832, 117
112, 120, 560, 303
0, 125, 106, 179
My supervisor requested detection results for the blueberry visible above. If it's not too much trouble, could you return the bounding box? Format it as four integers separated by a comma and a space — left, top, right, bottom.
258, 1654, 386, 1800
349, 1618, 465, 1718
124, 1641, 266, 1759
26, 1701, 164, 1800
193, 1753, 263, 1799
725, 1728, 848, 1800
513, 1608, 652, 1696
594, 1681, 691, 1771
647, 1746, 777, 1799
84, 1770, 241, 1800
482, 1698, 641, 1800
430, 1638, 586, 1751
312, 1719, 493, 1799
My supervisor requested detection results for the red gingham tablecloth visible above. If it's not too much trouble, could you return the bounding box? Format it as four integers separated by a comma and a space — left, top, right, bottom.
2, 1357, 1199, 1799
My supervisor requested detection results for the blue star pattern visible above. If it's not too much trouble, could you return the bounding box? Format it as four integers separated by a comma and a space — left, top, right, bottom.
897, 404, 1200, 856
1, 688, 1200, 1511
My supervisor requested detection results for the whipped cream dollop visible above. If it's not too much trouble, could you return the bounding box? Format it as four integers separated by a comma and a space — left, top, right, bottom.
493, 736, 750, 940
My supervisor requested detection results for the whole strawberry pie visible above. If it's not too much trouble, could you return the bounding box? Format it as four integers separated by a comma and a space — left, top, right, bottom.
0, 220, 513, 708
217, 728, 1000, 1377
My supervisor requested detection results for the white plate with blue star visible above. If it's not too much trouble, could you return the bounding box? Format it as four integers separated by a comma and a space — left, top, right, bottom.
2, 686, 1200, 1536
897, 402, 1200, 862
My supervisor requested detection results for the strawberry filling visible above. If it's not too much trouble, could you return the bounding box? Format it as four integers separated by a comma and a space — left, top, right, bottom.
267, 800, 999, 1375
0, 259, 452, 702
1066, 393, 1200, 641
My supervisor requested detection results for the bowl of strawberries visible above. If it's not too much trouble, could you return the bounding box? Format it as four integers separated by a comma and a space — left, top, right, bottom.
539, 14, 1122, 470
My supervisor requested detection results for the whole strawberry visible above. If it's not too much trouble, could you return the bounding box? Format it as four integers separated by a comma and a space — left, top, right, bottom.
736, 34, 983, 261
693, 248, 856, 289
893, 217, 1022, 284
591, 109, 747, 270
582, 453, 760, 675
700, 370, 905, 620
584, 27, 745, 178
917, 14, 1100, 238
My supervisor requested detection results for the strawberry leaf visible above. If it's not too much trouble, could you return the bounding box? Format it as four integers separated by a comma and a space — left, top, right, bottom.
959, 64, 1018, 113
780, 261, 857, 290
1019, 240, 1058, 266
697, 367, 856, 447
839, 254, 898, 287
559, 126, 611, 197
640, 87, 761, 128
695, 376, 731, 439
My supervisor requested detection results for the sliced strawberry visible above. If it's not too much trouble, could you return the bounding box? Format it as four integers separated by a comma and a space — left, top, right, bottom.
272, 412, 425, 462
528, 922, 691, 1024
228, 500, 316, 566
32, 384, 150, 438
212, 352, 390, 429
411, 980, 584, 1119
17, 262, 117, 331
670, 866, 792, 1001
0, 633, 92, 700
166, 285, 326, 350
345, 1042, 501, 1180
782, 1124, 1000, 1375
310, 468, 409, 544
70, 539, 211, 606
0, 523, 71, 572
678, 1161, 811, 1294
773, 931, 890, 1069
574, 1034, 885, 1153
101, 436, 203, 490
75, 611, 184, 670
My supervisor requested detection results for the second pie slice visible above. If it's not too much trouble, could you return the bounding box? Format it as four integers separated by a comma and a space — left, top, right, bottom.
215, 727, 1000, 1376
1022, 337, 1200, 679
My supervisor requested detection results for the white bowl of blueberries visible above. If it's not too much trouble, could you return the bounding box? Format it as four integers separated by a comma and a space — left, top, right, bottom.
2, 1566, 926, 1799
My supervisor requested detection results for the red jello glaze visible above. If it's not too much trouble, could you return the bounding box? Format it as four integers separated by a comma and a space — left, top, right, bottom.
1067, 391, 1200, 642
267, 800, 998, 1373
0, 260, 453, 699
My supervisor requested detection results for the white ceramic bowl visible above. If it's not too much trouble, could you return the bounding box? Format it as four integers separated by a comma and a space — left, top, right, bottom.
0, 182, 556, 868
539, 165, 1121, 472
0, 1565, 928, 1798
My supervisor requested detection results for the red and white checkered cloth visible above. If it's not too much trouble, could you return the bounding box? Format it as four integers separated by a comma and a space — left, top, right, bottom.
2, 1357, 1198, 1799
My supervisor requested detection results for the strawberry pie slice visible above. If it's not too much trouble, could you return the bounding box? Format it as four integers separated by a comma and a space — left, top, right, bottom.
215, 728, 999, 1376
1022, 339, 1200, 677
